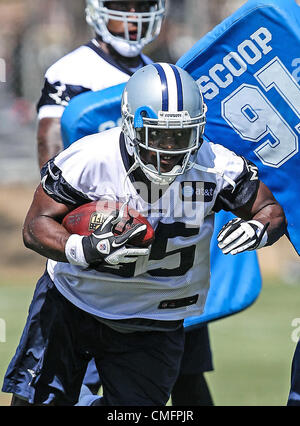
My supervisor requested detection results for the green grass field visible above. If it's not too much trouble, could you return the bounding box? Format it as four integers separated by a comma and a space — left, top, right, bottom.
0, 276, 299, 406
206, 278, 300, 406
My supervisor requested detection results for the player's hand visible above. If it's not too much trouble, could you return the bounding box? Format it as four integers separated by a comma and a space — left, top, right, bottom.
217, 217, 269, 255
82, 211, 149, 266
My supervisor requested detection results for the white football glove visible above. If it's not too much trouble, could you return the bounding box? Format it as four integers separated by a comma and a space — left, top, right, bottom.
217, 218, 269, 255
65, 210, 149, 267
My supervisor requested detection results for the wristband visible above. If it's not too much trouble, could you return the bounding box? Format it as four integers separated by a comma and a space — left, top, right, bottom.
65, 234, 89, 267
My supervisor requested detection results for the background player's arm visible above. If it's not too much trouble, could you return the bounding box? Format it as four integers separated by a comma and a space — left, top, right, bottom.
37, 117, 63, 170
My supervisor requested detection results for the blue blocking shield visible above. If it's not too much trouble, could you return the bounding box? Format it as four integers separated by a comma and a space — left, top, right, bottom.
180, 0, 300, 329
177, 0, 300, 256
184, 210, 261, 329
61, 83, 126, 148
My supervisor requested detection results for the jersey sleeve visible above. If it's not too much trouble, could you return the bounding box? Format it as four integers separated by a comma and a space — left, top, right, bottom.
36, 48, 92, 119
40, 137, 100, 206
40, 159, 92, 206
213, 156, 259, 213
36, 79, 90, 119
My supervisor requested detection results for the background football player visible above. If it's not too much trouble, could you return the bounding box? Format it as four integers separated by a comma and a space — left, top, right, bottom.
36, 0, 164, 169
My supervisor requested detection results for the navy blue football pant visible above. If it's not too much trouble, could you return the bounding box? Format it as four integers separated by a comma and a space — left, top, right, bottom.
83, 325, 213, 394
2, 271, 185, 406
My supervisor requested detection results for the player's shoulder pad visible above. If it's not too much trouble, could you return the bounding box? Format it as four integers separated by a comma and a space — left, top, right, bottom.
44, 45, 97, 84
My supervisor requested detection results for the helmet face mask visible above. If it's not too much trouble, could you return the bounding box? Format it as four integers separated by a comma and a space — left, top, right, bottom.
136, 125, 198, 151
122, 63, 207, 185
135, 122, 200, 176
86, 0, 166, 57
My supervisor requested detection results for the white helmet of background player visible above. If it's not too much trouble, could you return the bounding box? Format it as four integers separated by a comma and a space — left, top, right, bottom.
86, 0, 166, 57
121, 63, 207, 185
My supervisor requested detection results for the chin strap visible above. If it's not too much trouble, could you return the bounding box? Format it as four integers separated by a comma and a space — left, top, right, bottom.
144, 164, 181, 185
109, 38, 143, 58
95, 33, 143, 57
126, 160, 139, 179
192, 163, 237, 192
122, 160, 139, 204
92, 36, 143, 58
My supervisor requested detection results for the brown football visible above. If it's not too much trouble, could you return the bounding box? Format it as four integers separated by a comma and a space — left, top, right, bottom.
62, 200, 155, 248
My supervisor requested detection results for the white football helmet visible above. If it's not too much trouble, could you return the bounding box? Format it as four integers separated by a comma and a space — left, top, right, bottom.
121, 63, 207, 185
86, 0, 166, 57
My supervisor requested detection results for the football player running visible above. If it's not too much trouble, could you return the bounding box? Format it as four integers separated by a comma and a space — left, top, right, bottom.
34, 0, 215, 407
2, 63, 286, 406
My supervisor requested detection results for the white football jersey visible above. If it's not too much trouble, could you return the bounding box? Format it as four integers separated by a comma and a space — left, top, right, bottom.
37, 39, 151, 119
42, 127, 259, 322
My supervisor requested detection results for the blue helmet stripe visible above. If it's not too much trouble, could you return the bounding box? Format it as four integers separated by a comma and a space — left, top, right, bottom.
170, 64, 183, 111
153, 63, 169, 111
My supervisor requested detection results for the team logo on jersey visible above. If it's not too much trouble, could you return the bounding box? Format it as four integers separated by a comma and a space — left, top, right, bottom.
180, 181, 216, 202
49, 83, 70, 107
245, 162, 259, 181
89, 212, 107, 231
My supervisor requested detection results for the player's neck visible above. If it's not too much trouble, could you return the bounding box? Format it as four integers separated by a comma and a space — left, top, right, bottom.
129, 157, 170, 203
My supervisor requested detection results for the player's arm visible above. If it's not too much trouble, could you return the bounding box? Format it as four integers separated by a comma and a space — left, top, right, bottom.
23, 184, 72, 262
36, 75, 65, 169
217, 180, 287, 255
36, 72, 92, 169
233, 180, 286, 245
37, 118, 63, 170
23, 184, 149, 266
36, 74, 74, 170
